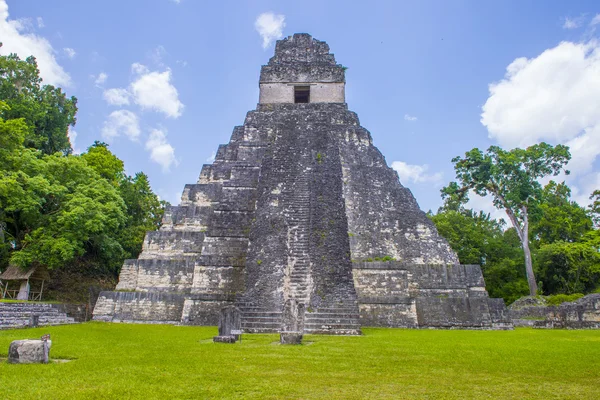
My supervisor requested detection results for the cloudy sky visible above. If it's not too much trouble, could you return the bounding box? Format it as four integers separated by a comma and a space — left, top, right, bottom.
2, 0, 600, 217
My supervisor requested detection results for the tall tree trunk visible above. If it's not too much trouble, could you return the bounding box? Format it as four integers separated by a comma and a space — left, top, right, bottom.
503, 205, 538, 296
521, 232, 538, 295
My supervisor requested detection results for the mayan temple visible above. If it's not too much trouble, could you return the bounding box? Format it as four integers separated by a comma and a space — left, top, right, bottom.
93, 33, 510, 333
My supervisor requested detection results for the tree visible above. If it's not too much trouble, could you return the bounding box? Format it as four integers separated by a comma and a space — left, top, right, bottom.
590, 190, 600, 228
536, 230, 600, 294
0, 112, 127, 270
0, 47, 77, 155
117, 172, 166, 259
430, 207, 528, 303
530, 181, 593, 246
443, 143, 571, 295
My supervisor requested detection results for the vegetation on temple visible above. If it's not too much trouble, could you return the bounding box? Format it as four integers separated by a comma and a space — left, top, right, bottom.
431, 144, 599, 303
0, 52, 165, 300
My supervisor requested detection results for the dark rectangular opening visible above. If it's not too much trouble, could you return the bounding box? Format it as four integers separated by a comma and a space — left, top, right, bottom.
294, 86, 310, 103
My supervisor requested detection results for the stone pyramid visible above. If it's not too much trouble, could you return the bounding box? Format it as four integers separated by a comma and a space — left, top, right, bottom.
93, 34, 511, 333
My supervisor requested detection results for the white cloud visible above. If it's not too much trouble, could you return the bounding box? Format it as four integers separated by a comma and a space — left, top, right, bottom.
563, 16, 584, 29
591, 14, 600, 26
146, 128, 177, 171
67, 127, 81, 154
102, 110, 140, 141
169, 0, 181, 4
255, 12, 285, 49
36, 16, 44, 28
481, 40, 600, 207
149, 45, 167, 66
94, 72, 108, 87
103, 88, 131, 106
130, 64, 184, 118
391, 161, 443, 185
206, 151, 216, 163
63, 47, 76, 59
404, 114, 417, 122
131, 62, 149, 75
0, 0, 70, 86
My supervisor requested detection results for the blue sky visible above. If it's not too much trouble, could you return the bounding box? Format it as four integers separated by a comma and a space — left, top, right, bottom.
2, 0, 600, 216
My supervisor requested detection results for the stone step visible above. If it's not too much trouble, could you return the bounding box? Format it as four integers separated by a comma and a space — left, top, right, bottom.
304, 317, 359, 324
240, 311, 282, 317
306, 314, 360, 321
0, 306, 58, 312
0, 309, 63, 315
242, 327, 280, 334
242, 316, 283, 323
304, 323, 361, 330
304, 328, 361, 335
242, 321, 282, 329
0, 315, 73, 322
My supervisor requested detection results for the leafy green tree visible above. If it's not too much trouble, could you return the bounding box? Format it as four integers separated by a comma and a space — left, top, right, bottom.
81, 141, 125, 185
531, 181, 593, 246
0, 111, 127, 270
0, 47, 77, 155
536, 230, 600, 294
443, 143, 571, 295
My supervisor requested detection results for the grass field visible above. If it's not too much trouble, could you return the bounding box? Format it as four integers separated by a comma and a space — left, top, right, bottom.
1, 323, 599, 399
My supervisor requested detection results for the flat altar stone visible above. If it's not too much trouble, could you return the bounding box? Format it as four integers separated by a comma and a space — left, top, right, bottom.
213, 336, 237, 344
8, 339, 52, 364
280, 332, 303, 345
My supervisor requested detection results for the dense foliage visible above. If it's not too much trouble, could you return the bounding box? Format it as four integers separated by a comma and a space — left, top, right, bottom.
429, 205, 529, 303
433, 144, 599, 303
0, 52, 165, 286
0, 47, 77, 155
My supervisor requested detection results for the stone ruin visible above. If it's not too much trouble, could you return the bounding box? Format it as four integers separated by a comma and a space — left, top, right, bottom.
93, 33, 511, 333
8, 334, 52, 364
509, 294, 600, 329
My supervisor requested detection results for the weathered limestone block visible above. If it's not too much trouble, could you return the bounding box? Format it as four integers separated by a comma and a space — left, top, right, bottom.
281, 299, 305, 332
213, 306, 241, 343
93, 292, 185, 323
190, 265, 244, 296
510, 294, 600, 329
8, 339, 51, 364
280, 332, 303, 344
133, 259, 195, 292
487, 298, 513, 330
181, 299, 233, 325
416, 297, 491, 328
140, 230, 205, 258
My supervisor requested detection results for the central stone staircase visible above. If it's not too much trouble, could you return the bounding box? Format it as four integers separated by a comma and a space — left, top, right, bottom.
0, 302, 76, 330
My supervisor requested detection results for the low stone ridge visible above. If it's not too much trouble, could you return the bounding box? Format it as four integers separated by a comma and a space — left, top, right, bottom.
0, 302, 75, 330
509, 294, 600, 329
93, 33, 510, 332
280, 332, 303, 345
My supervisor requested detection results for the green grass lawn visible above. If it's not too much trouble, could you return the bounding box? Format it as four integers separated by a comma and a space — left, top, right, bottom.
1, 323, 599, 399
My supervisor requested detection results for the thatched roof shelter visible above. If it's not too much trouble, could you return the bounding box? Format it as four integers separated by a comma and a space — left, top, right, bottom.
1, 265, 50, 300
0, 265, 49, 281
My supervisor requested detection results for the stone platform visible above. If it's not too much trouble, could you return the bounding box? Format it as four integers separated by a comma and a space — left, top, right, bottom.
0, 302, 75, 330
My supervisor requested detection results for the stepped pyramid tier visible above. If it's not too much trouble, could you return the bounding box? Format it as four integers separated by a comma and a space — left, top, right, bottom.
93, 33, 511, 332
